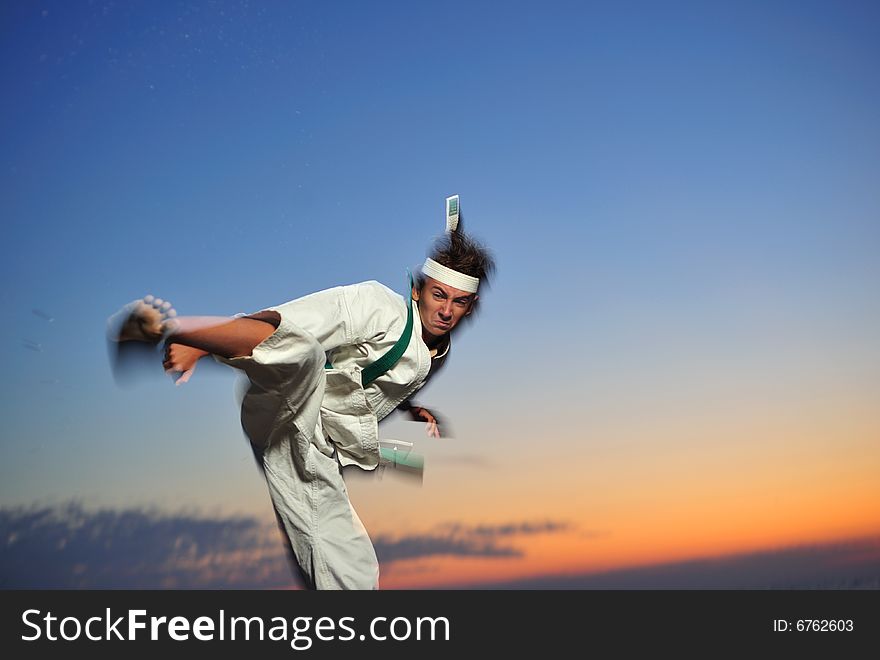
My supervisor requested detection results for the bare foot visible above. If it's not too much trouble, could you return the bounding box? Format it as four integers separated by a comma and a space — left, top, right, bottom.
107, 295, 178, 344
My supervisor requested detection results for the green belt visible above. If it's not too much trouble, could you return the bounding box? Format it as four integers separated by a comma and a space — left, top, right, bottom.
325, 273, 415, 387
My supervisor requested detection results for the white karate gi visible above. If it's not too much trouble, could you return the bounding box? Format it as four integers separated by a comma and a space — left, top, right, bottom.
217, 280, 444, 589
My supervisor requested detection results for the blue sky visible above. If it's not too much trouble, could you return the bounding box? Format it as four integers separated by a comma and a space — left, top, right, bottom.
1, 1, 879, 588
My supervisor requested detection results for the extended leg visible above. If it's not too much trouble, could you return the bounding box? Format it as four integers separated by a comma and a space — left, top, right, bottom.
109, 296, 280, 358
167, 312, 280, 358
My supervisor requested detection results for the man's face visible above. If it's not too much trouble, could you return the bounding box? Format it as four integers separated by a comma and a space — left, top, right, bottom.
413, 276, 477, 341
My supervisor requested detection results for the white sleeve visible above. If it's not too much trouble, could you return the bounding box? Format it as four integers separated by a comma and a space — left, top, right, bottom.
267, 282, 384, 353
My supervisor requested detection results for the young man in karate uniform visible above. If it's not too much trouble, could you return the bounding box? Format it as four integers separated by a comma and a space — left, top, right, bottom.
109, 200, 494, 589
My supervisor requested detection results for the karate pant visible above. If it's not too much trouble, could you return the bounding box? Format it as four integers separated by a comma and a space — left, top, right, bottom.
221, 317, 380, 590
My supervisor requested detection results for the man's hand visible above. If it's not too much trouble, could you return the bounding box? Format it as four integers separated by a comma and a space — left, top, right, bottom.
408, 405, 442, 438
163, 343, 209, 385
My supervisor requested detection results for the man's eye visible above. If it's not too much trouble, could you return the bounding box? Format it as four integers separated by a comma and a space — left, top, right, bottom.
433, 292, 444, 299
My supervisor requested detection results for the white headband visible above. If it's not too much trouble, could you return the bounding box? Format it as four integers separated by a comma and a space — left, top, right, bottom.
422, 258, 479, 293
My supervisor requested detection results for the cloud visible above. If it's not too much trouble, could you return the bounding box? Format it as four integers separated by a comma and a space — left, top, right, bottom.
468, 521, 571, 537
374, 519, 574, 563
1, 503, 577, 588
445, 536, 880, 589
0, 503, 576, 588
374, 536, 521, 563
430, 454, 495, 469
0, 502, 299, 589
7, 502, 874, 590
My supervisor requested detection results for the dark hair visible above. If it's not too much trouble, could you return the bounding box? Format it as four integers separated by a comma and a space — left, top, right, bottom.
416, 225, 495, 322
419, 223, 495, 288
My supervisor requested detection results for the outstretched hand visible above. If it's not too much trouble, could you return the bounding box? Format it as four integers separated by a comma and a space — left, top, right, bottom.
408, 405, 442, 438
163, 343, 209, 385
